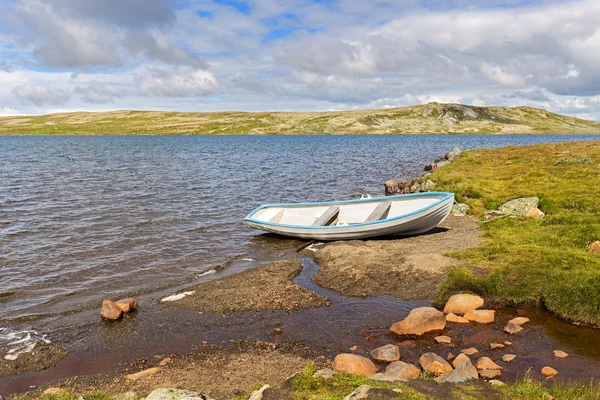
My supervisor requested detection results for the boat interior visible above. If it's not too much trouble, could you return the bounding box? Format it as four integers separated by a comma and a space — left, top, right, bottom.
250, 196, 443, 227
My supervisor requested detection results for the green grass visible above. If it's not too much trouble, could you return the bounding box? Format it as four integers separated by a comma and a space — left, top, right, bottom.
2, 103, 600, 135
501, 376, 600, 400
288, 363, 425, 400
431, 141, 600, 325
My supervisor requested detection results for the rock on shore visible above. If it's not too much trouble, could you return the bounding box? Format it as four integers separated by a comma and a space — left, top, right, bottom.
333, 354, 377, 376
390, 307, 446, 336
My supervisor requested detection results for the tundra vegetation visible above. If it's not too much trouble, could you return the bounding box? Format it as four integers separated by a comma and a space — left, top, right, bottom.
431, 141, 600, 326
1, 103, 600, 135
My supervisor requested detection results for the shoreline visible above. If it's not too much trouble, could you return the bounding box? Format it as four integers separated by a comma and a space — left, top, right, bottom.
2, 140, 600, 399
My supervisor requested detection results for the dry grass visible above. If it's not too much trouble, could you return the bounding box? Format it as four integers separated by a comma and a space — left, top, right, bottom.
2, 103, 600, 135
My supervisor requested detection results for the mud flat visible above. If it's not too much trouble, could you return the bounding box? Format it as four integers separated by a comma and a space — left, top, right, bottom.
312, 215, 481, 300
166, 260, 330, 314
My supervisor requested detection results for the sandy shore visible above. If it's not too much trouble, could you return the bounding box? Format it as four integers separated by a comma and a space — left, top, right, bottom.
166, 259, 330, 314
312, 215, 481, 299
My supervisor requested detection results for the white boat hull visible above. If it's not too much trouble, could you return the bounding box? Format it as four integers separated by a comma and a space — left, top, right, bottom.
244, 192, 454, 241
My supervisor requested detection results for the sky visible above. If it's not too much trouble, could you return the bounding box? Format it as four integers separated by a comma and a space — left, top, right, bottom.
0, 0, 599, 120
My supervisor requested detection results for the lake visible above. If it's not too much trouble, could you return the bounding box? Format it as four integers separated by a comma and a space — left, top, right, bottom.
1, 134, 600, 323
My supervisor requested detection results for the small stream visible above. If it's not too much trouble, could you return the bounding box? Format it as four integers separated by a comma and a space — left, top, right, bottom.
2, 257, 600, 396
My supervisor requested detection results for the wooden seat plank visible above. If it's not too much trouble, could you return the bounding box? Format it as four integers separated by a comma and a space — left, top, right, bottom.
365, 201, 391, 222
312, 206, 340, 226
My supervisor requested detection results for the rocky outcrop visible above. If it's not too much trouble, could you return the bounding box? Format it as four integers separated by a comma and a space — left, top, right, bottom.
390, 307, 446, 336
435, 360, 478, 384
419, 353, 453, 376
333, 354, 377, 376
443, 294, 484, 315
384, 361, 421, 380
146, 388, 215, 400
369, 344, 400, 362
498, 197, 539, 216
464, 309, 495, 324
101, 300, 123, 320
385, 148, 461, 194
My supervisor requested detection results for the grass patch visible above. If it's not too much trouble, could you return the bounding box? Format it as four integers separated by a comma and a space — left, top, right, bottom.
501, 376, 600, 400
289, 363, 425, 399
432, 141, 600, 325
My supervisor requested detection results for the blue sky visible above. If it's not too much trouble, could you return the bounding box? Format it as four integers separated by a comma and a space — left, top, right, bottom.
0, 0, 599, 120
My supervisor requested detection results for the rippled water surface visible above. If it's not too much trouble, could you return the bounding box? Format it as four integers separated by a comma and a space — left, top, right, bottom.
1, 134, 599, 321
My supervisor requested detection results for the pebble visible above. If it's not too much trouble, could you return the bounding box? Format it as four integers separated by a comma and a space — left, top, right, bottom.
434, 335, 451, 344
490, 343, 505, 350
115, 298, 137, 313
504, 341, 513, 346
542, 366, 558, 378
158, 357, 172, 367
502, 354, 517, 362
126, 367, 160, 381
461, 347, 479, 356
475, 357, 503, 370
447, 352, 455, 361
274, 328, 284, 335
100, 300, 123, 321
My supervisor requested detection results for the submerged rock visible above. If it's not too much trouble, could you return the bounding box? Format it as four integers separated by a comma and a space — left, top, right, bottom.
390, 307, 446, 336
101, 300, 123, 320
443, 294, 484, 315
553, 350, 569, 358
507, 317, 530, 326
498, 197, 539, 216
464, 309, 495, 324
503, 322, 523, 335
385, 361, 421, 380
370, 344, 400, 362
435, 360, 478, 384
146, 388, 215, 400
419, 353, 453, 376
333, 354, 377, 376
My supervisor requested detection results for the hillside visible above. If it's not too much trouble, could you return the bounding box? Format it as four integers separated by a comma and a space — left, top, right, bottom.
1, 103, 600, 135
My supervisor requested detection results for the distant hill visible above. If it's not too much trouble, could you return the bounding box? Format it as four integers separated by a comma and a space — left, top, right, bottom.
2, 103, 600, 135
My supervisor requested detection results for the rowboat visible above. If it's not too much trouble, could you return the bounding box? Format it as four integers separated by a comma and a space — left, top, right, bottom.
243, 192, 454, 241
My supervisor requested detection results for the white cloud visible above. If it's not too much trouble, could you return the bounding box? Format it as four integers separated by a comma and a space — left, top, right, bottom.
12, 83, 71, 106
136, 68, 218, 97
480, 64, 526, 88
74, 82, 123, 103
